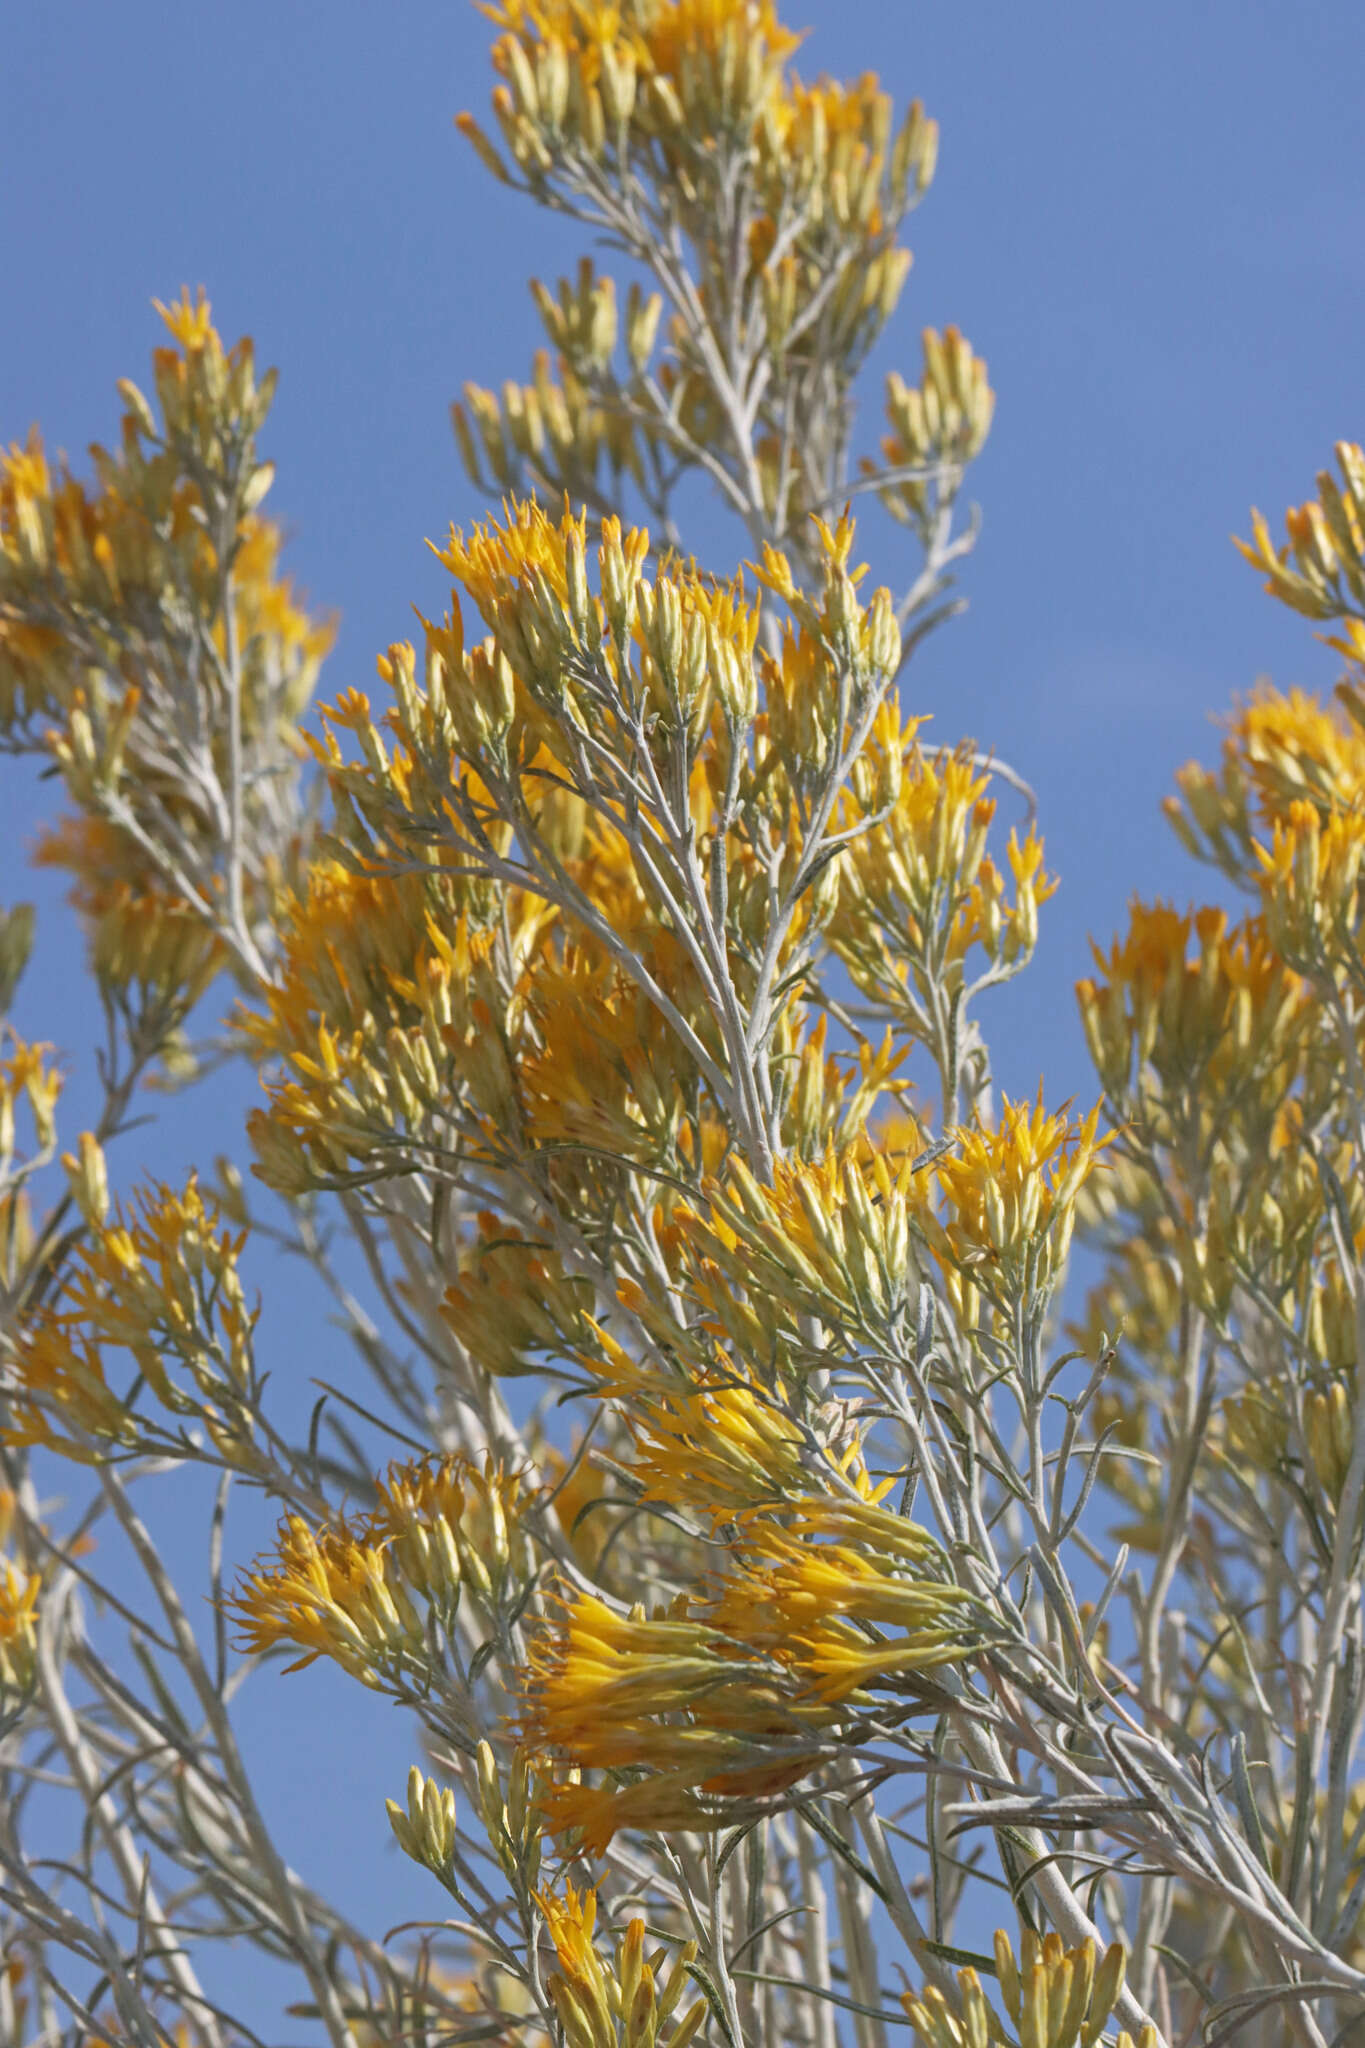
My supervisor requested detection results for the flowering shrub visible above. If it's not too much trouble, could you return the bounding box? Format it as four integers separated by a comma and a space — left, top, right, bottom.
2, 6, 1364, 2047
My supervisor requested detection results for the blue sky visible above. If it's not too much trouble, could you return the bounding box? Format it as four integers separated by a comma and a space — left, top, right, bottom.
2, 0, 1361, 2033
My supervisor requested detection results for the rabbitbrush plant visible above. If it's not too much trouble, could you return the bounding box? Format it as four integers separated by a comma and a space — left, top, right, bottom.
2, 6, 1365, 2047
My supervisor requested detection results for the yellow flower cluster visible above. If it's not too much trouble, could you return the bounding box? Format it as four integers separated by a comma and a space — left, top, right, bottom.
0, 300, 325, 727
456, 347, 644, 508
870, 327, 995, 533
1236, 441, 1365, 624
1072, 450, 1365, 1682
588, 1308, 891, 1524
903, 1930, 1131, 2048
522, 1485, 979, 1847
0, 1490, 40, 1696
7, 1169, 259, 1463
466, 0, 800, 166
666, 1140, 935, 1346
243, 837, 713, 1223
0, 1027, 62, 1175
242, 863, 519, 1195
599, 1351, 819, 1521
454, 258, 657, 505
37, 816, 225, 1009
834, 709, 1055, 1049
230, 1514, 427, 1684
450, 0, 965, 550
227, 1456, 532, 1685
248, 499, 929, 1236
387, 1764, 459, 1874
463, 0, 932, 248
538, 1881, 706, 2048
924, 1094, 1109, 1317
1168, 684, 1365, 973
1254, 798, 1365, 967
1077, 901, 1307, 1137
0, 292, 332, 985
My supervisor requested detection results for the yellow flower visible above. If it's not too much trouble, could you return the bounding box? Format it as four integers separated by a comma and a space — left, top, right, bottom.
226, 1454, 533, 1687
243, 866, 519, 1193
928, 1092, 1109, 1307
0, 1551, 40, 1694
373, 1453, 534, 1611
536, 1882, 706, 2048
615, 1363, 813, 1521
523, 1591, 775, 1767
1236, 442, 1365, 623
871, 327, 994, 528
0, 1025, 63, 1167
152, 285, 217, 353
228, 1514, 425, 1684
540, 1881, 616, 2048
2, 298, 329, 981
1253, 797, 1365, 966
1168, 684, 1365, 893
1077, 900, 1306, 1114
903, 1930, 1128, 2048
832, 712, 1055, 1034
520, 1472, 981, 1844
387, 1764, 459, 1873
670, 1137, 935, 1345
712, 1532, 979, 1702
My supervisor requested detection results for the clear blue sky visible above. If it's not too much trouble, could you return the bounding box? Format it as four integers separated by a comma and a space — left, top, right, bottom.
2, 0, 1360, 2033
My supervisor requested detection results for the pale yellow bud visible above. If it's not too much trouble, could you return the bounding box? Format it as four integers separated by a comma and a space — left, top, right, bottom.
600, 42, 637, 127
63, 1132, 109, 1230
625, 283, 662, 374
386, 1765, 457, 1872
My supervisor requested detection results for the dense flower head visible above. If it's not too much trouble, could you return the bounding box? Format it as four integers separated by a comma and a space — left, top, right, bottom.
242, 862, 509, 1192
833, 711, 1055, 1052
609, 1361, 821, 1521
451, 0, 958, 568
903, 1930, 1130, 2048
926, 1093, 1110, 1313
869, 327, 995, 533
456, 344, 644, 507
586, 1314, 888, 1523
5, 1169, 262, 1463
1167, 687, 1365, 934
522, 1473, 980, 1847
524, 1572, 978, 1847
1253, 798, 1365, 968
1077, 901, 1308, 1135
471, 0, 804, 167
386, 1763, 460, 1876
0, 299, 327, 717
229, 1513, 427, 1684
0, 294, 332, 988
227, 1455, 534, 1685
1236, 441, 1365, 625
462, 0, 936, 313
279, 494, 948, 1288
536, 1880, 706, 2048
665, 1138, 935, 1350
